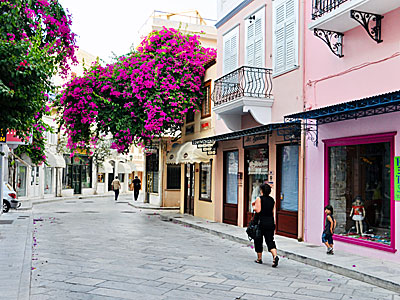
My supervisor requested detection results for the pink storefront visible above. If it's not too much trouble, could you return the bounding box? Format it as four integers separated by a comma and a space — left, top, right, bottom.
287, 0, 400, 261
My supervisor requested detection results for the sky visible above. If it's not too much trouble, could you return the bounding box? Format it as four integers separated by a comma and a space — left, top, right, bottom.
59, 0, 218, 62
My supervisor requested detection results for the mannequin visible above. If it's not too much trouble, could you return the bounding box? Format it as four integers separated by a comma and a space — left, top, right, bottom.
250, 179, 261, 213
350, 196, 365, 236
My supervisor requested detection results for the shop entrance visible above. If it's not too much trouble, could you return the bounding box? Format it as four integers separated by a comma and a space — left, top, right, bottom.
244, 147, 269, 227
276, 144, 299, 238
72, 165, 82, 194
223, 150, 238, 225
184, 163, 195, 215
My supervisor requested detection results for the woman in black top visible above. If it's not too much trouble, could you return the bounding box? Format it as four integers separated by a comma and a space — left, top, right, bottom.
251, 183, 279, 267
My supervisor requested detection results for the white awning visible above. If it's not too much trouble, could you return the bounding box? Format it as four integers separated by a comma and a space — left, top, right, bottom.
98, 161, 113, 173
126, 161, 136, 172
45, 151, 66, 168
117, 162, 131, 174
166, 143, 182, 164
177, 142, 212, 164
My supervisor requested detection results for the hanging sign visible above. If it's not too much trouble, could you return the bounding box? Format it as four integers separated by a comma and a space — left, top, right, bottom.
395, 156, 400, 201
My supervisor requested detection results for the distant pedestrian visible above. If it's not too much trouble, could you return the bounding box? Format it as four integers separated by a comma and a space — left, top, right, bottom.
322, 205, 336, 255
251, 183, 279, 267
132, 176, 141, 201
112, 176, 121, 201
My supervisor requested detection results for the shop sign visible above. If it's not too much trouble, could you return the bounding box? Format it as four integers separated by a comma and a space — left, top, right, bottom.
395, 156, 400, 201
0, 129, 6, 142
0, 129, 31, 144
248, 160, 268, 175
243, 134, 267, 147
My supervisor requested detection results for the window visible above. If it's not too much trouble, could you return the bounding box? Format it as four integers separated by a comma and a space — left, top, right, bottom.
167, 164, 181, 189
273, 0, 298, 75
245, 7, 265, 67
185, 125, 194, 135
146, 151, 159, 194
325, 133, 394, 249
118, 173, 125, 182
199, 162, 212, 201
223, 26, 239, 75
202, 80, 212, 118
186, 110, 195, 123
44, 167, 53, 194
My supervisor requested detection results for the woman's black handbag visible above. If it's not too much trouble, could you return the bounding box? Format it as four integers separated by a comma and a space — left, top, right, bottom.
246, 214, 262, 241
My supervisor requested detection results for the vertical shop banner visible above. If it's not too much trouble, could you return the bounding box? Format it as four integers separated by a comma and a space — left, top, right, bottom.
395, 156, 400, 201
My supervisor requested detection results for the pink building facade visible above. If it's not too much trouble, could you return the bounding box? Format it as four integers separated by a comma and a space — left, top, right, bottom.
291, 0, 400, 261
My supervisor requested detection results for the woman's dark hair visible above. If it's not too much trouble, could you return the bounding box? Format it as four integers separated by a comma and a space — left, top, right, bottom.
260, 184, 271, 196
324, 205, 333, 215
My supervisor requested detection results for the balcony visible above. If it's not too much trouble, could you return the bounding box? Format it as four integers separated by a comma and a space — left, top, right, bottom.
212, 66, 273, 131
309, 0, 400, 33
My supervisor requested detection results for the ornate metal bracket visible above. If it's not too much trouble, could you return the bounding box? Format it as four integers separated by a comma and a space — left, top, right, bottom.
350, 10, 383, 43
303, 120, 318, 147
276, 124, 301, 144
314, 28, 344, 58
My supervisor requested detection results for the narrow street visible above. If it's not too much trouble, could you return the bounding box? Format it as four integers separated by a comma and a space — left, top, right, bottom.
28, 197, 396, 300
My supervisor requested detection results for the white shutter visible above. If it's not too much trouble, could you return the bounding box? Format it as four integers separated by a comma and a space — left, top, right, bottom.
273, 0, 298, 74
274, 2, 285, 73
285, 0, 296, 68
223, 27, 239, 74
245, 8, 264, 68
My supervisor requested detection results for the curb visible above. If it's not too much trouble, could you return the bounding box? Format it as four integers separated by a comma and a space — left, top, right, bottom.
18, 211, 33, 300
128, 202, 179, 210
161, 215, 400, 293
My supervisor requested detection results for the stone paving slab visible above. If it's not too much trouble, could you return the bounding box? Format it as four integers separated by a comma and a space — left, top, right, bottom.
160, 212, 400, 293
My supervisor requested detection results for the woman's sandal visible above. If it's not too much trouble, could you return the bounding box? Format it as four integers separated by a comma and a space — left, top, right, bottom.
272, 256, 279, 268
254, 259, 263, 264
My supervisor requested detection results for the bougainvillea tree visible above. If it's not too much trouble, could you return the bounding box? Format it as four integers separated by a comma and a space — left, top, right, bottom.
0, 0, 77, 164
57, 27, 216, 155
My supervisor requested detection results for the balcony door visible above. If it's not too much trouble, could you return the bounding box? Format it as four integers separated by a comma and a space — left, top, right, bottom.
276, 144, 299, 238
223, 151, 239, 225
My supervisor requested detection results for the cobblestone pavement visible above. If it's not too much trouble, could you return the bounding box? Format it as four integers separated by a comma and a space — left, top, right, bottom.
29, 197, 398, 300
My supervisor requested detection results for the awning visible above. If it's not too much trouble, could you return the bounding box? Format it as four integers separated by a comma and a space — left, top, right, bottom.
177, 142, 212, 164
126, 161, 137, 172
285, 90, 400, 125
45, 151, 66, 168
117, 162, 131, 174
98, 161, 113, 173
192, 122, 300, 145
166, 143, 182, 164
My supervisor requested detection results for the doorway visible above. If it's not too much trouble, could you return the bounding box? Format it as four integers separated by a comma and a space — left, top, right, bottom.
72, 165, 82, 194
184, 164, 195, 215
223, 150, 238, 225
276, 144, 299, 238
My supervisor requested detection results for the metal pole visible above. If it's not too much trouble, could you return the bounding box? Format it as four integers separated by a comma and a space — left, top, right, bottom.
0, 143, 4, 217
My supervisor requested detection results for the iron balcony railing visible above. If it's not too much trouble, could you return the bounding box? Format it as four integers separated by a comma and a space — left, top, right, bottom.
212, 66, 273, 107
312, 0, 349, 20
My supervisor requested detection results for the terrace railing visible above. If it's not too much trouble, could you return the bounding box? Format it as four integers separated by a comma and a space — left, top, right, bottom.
312, 0, 349, 20
212, 66, 273, 107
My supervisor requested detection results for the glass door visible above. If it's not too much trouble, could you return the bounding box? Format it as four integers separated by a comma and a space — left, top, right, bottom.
184, 164, 195, 215
72, 165, 82, 194
276, 144, 299, 238
223, 151, 239, 225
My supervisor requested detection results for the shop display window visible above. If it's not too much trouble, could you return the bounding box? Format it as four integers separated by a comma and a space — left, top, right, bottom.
247, 148, 268, 213
16, 164, 27, 197
97, 173, 105, 183
199, 161, 212, 201
146, 151, 159, 194
326, 134, 393, 249
44, 167, 53, 194
167, 164, 181, 189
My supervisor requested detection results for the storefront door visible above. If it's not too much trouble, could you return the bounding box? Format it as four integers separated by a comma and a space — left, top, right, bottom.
72, 165, 82, 194
276, 144, 299, 238
223, 151, 238, 225
184, 164, 195, 215
244, 147, 269, 227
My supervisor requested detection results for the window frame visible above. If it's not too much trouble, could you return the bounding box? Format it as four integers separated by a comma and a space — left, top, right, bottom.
166, 164, 181, 190
201, 80, 212, 119
199, 161, 213, 202
323, 132, 396, 253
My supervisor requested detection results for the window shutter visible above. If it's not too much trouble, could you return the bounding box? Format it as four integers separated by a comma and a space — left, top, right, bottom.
274, 2, 285, 73
254, 17, 263, 67
223, 28, 238, 74
246, 8, 264, 68
230, 34, 238, 71
285, 0, 297, 68
246, 22, 255, 66
224, 39, 231, 74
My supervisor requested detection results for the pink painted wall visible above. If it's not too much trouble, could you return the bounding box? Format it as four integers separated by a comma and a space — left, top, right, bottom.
304, 2, 400, 260
305, 113, 400, 261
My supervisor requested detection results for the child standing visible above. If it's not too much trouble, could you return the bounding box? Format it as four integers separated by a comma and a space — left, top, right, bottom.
322, 205, 336, 255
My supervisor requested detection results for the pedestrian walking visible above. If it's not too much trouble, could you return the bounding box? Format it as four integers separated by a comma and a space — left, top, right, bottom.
132, 176, 141, 201
251, 183, 279, 267
322, 205, 336, 255
111, 176, 121, 201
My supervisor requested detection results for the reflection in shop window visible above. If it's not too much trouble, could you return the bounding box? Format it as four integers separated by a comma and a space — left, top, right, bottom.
199, 162, 212, 201
16, 163, 27, 197
247, 148, 268, 213
328, 140, 391, 246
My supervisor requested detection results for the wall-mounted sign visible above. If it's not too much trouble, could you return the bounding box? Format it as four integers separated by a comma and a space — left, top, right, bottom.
395, 156, 400, 201
243, 134, 268, 147
0, 129, 6, 142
